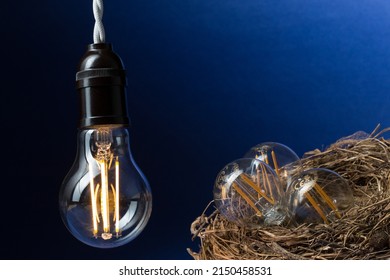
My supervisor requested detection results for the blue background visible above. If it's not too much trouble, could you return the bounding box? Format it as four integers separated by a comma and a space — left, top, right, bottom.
2, 0, 390, 259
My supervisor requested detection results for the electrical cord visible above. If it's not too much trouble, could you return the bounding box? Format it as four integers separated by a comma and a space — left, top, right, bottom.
93, 0, 105, 43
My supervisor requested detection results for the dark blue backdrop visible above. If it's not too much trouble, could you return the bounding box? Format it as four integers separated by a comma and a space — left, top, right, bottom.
2, 0, 390, 259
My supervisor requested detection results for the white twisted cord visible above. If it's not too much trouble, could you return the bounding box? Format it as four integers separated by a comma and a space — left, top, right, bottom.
93, 0, 106, 43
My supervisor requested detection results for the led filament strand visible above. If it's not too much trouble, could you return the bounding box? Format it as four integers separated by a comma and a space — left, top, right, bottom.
239, 173, 274, 204
299, 179, 342, 224
89, 129, 121, 239
257, 149, 280, 177
257, 150, 284, 199
270, 150, 279, 176
232, 167, 277, 216
89, 164, 98, 236
115, 158, 120, 235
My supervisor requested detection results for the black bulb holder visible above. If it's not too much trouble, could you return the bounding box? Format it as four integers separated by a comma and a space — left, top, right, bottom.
76, 43, 130, 128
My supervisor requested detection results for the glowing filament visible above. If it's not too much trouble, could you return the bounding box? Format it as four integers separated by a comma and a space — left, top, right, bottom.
90, 161, 121, 238
89, 129, 122, 239
100, 160, 110, 233
115, 157, 120, 235
89, 165, 98, 236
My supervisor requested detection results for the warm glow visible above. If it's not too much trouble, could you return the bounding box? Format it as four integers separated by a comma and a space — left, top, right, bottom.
100, 160, 110, 233
89, 165, 98, 236
87, 129, 125, 239
89, 157, 121, 239
115, 157, 120, 234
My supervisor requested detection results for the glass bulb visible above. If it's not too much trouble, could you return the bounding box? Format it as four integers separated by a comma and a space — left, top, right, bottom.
286, 168, 353, 224
59, 126, 152, 248
213, 158, 285, 227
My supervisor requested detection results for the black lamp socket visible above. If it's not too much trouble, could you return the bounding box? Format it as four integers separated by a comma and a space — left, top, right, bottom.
76, 43, 130, 128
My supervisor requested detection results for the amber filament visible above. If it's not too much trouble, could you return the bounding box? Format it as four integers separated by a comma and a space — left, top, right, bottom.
88, 128, 122, 239
271, 150, 280, 176
301, 181, 342, 223
89, 165, 98, 236
115, 157, 120, 235
100, 160, 110, 233
314, 183, 341, 219
239, 173, 274, 204
259, 163, 275, 201
256, 169, 261, 200
304, 191, 329, 224
232, 182, 262, 216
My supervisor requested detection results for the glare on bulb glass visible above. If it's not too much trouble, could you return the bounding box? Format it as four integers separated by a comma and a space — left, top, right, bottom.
59, 44, 152, 248
286, 168, 353, 224
213, 158, 285, 227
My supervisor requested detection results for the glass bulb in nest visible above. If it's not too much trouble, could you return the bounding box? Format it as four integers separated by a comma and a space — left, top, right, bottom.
286, 168, 353, 224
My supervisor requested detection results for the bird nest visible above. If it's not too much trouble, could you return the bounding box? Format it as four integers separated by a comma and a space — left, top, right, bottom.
188, 126, 390, 260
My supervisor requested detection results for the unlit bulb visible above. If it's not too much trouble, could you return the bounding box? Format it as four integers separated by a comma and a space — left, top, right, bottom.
286, 168, 353, 224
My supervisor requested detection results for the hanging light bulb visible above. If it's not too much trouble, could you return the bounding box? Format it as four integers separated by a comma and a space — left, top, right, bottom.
59, 1, 152, 248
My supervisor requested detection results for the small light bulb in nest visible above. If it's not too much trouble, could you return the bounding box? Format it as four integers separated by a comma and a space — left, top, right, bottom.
286, 168, 354, 224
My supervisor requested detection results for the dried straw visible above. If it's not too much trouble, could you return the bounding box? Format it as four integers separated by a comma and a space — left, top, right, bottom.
188, 125, 390, 260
